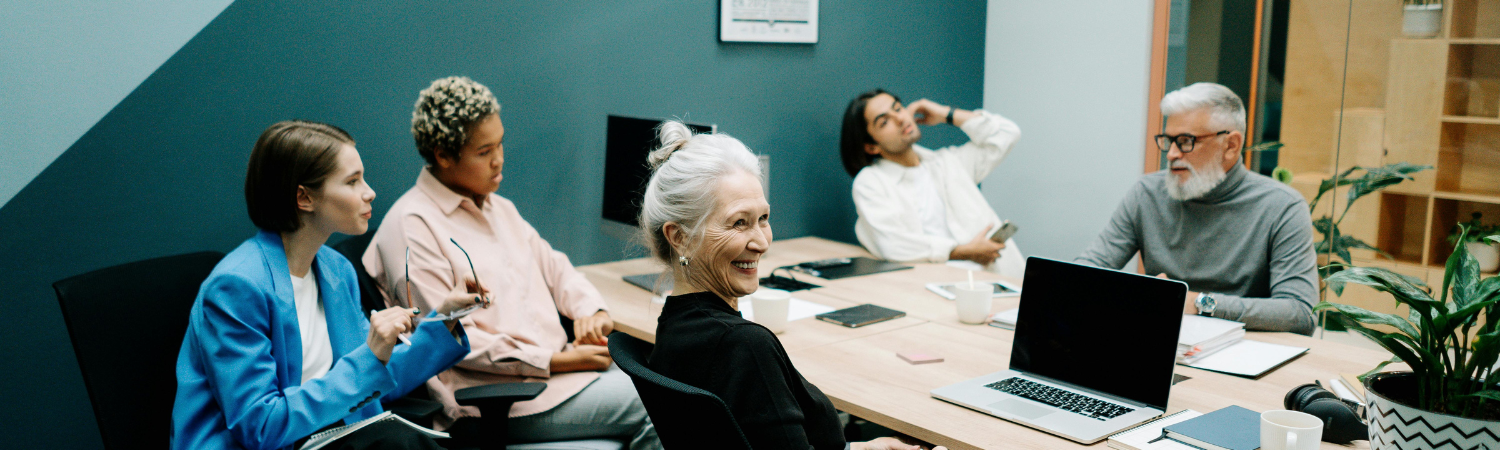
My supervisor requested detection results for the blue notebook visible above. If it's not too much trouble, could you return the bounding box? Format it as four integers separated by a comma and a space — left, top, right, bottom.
1162, 405, 1260, 450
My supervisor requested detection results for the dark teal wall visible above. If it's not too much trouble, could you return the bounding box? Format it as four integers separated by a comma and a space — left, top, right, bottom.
0, 1, 985, 447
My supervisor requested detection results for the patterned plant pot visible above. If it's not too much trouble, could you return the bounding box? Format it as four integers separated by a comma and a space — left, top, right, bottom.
1364, 372, 1500, 449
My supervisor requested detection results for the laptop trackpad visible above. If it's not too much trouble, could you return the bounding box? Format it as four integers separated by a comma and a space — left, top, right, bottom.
989, 399, 1055, 420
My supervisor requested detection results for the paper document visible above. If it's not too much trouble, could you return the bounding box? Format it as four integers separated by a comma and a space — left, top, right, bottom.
1183, 339, 1309, 379
988, 308, 1020, 328
1178, 315, 1244, 345
1108, 409, 1202, 450
739, 297, 836, 322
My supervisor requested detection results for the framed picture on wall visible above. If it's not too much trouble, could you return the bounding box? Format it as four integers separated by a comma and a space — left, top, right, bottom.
719, 0, 818, 44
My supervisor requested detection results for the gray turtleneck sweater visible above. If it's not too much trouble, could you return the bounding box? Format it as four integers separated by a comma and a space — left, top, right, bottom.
1076, 163, 1319, 335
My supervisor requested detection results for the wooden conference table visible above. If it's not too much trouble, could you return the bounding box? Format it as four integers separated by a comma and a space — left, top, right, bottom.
577, 237, 1388, 450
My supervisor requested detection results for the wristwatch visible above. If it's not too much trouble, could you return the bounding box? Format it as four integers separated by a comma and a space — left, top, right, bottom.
1195, 293, 1217, 317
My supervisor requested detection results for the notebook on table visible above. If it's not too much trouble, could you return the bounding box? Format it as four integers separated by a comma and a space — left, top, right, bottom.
1107, 409, 1202, 450
623, 272, 671, 294
795, 257, 912, 280
930, 257, 1188, 444
1161, 405, 1260, 450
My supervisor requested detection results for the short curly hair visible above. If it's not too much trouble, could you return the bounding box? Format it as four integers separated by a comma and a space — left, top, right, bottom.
411, 76, 501, 165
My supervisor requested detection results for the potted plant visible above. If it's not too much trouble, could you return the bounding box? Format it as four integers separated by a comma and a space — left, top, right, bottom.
1449, 212, 1500, 273
1403, 0, 1443, 38
1315, 226, 1500, 448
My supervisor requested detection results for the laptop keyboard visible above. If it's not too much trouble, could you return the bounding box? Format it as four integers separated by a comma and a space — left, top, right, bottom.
985, 378, 1135, 421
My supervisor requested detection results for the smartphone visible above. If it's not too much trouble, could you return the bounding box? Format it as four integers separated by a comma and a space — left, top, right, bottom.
989, 221, 1019, 243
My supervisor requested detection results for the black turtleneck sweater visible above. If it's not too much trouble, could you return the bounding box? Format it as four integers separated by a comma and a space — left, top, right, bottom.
647, 291, 847, 450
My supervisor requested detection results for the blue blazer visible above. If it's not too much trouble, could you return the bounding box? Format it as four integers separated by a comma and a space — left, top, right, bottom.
172, 231, 469, 450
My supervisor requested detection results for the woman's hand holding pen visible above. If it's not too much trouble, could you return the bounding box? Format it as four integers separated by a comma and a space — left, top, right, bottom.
368, 307, 418, 364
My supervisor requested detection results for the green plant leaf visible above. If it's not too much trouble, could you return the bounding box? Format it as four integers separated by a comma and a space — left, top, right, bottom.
1312, 166, 1360, 211
1343, 163, 1431, 208
1488, 235, 1499, 245
1337, 235, 1393, 260
1445, 226, 1482, 308
1314, 301, 1420, 338
1358, 357, 1402, 383
1325, 266, 1441, 310
1333, 314, 1433, 377
1433, 297, 1500, 347
1459, 390, 1500, 402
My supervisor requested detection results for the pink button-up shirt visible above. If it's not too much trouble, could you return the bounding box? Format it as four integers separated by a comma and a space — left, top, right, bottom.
363, 169, 607, 422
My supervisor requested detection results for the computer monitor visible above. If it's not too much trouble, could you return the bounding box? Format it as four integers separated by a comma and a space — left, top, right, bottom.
600, 115, 714, 241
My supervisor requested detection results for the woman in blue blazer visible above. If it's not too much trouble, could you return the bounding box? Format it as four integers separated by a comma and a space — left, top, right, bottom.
172, 121, 481, 450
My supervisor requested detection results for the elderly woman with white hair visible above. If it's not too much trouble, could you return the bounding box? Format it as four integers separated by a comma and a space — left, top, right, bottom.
642, 122, 946, 450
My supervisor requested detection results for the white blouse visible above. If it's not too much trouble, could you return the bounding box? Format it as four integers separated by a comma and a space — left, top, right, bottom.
289, 271, 333, 383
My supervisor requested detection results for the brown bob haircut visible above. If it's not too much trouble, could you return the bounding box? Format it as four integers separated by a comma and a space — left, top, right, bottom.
244, 120, 355, 232
839, 88, 897, 177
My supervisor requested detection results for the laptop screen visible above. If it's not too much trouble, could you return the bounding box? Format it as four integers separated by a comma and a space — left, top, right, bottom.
1008, 257, 1186, 410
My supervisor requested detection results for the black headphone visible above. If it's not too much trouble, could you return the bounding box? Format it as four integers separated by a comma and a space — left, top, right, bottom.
1283, 382, 1367, 445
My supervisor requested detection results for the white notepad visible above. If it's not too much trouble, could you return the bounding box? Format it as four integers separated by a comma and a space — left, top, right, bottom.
738, 297, 836, 322
1184, 339, 1309, 378
300, 411, 448, 450
1108, 409, 1202, 450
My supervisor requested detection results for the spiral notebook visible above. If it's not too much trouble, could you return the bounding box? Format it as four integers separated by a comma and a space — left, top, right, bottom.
300, 411, 448, 450
1107, 409, 1202, 450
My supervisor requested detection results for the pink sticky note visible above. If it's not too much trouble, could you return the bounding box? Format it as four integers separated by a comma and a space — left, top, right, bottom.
897, 351, 944, 365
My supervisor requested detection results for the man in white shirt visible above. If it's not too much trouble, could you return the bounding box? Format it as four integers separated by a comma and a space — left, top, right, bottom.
840, 89, 1025, 277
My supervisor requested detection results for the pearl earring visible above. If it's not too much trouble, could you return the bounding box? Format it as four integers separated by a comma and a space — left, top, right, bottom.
679, 256, 689, 266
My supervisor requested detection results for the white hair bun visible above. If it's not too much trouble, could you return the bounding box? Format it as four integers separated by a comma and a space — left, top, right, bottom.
648, 121, 694, 170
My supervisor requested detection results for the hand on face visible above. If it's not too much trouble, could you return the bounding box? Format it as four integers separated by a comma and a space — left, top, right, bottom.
906, 99, 952, 126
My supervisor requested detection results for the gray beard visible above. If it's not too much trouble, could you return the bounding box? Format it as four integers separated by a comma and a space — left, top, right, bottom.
1166, 160, 1228, 201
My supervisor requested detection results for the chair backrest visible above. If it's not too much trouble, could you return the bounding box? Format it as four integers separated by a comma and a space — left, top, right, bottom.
330, 231, 387, 313
53, 251, 224, 450
607, 333, 753, 450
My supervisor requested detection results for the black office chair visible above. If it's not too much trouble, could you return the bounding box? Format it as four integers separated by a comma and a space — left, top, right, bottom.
54, 251, 224, 449
330, 233, 618, 450
608, 333, 753, 450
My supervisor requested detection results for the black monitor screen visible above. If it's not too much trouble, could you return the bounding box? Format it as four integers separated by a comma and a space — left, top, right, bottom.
602, 116, 713, 227
1008, 257, 1186, 410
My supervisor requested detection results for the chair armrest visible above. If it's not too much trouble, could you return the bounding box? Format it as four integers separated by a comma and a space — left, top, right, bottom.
384, 397, 443, 424
453, 382, 547, 410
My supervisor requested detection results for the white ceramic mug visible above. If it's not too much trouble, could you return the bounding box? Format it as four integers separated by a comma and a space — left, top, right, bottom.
1261, 410, 1323, 450
751, 288, 791, 334
953, 283, 992, 324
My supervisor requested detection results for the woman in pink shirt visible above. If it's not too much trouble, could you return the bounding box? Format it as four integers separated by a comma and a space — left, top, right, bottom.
362, 77, 658, 449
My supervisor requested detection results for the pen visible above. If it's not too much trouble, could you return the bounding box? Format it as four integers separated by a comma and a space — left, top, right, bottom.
371, 309, 416, 345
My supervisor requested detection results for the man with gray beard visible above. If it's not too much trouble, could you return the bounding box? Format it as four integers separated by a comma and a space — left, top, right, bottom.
1076, 83, 1318, 335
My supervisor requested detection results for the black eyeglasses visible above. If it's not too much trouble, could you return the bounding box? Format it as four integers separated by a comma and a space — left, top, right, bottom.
1154, 130, 1230, 153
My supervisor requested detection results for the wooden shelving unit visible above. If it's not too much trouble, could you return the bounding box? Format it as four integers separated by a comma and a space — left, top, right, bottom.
1282, 0, 1500, 318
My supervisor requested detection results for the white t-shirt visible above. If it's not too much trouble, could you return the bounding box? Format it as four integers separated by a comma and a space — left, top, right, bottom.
907, 162, 953, 241
290, 271, 333, 383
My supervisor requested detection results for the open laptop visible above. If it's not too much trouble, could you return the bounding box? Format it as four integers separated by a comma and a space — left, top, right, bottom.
931, 257, 1186, 444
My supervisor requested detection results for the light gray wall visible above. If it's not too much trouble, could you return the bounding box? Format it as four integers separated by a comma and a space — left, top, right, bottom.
0, 0, 232, 209
981, 0, 1155, 262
